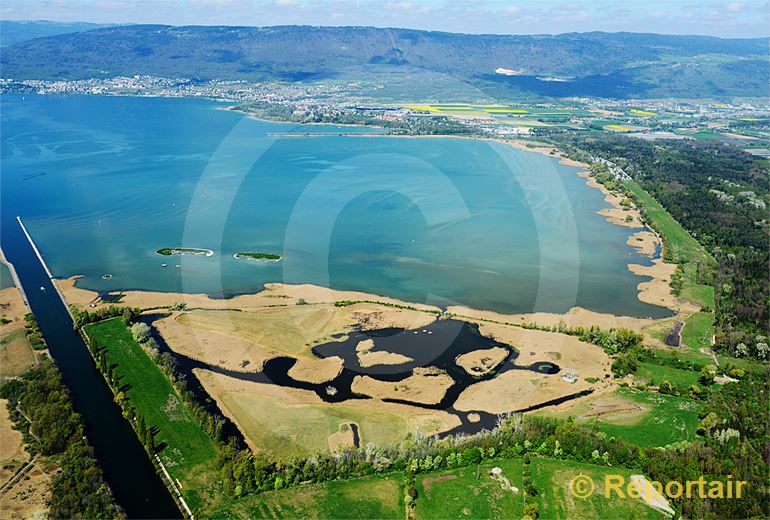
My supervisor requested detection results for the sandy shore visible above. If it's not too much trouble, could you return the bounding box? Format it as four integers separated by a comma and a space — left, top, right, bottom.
627, 230, 659, 256
628, 259, 695, 313
56, 276, 441, 314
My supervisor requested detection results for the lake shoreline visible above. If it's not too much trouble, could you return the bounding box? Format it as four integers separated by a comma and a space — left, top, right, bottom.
224, 102, 669, 292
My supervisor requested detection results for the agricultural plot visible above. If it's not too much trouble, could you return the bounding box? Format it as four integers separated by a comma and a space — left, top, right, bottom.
414, 458, 524, 519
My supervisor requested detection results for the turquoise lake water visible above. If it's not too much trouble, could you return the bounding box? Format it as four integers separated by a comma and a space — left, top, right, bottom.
1, 94, 669, 317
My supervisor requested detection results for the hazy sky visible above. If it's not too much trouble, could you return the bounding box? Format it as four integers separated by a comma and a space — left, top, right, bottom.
2, 0, 769, 38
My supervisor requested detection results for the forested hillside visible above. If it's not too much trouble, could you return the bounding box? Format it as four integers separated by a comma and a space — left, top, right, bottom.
0, 20, 115, 47
1, 25, 767, 98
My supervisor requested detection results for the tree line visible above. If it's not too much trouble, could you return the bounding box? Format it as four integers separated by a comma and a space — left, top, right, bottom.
0, 359, 122, 519
544, 132, 769, 358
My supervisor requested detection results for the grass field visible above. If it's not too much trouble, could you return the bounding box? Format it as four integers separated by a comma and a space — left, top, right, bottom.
635, 361, 701, 388
234, 473, 403, 519
535, 387, 701, 447
589, 388, 701, 447
623, 180, 713, 269
681, 312, 715, 353
531, 458, 665, 519
85, 318, 219, 512
415, 458, 524, 519
219, 392, 417, 458
623, 179, 715, 356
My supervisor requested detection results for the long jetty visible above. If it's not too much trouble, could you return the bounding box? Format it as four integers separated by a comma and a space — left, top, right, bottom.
16, 216, 73, 319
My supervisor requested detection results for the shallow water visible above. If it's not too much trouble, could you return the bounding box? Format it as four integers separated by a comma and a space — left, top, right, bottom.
1, 94, 669, 317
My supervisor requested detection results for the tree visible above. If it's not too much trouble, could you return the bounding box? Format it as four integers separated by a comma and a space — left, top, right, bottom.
700, 365, 717, 385
136, 413, 147, 440
131, 322, 151, 343
658, 380, 676, 395
462, 446, 482, 465
523, 502, 539, 520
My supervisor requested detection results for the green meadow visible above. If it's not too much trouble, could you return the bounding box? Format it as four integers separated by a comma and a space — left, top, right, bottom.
238, 473, 403, 520
635, 361, 701, 388
590, 388, 702, 447
85, 318, 219, 512
413, 456, 665, 519
415, 458, 524, 519
532, 458, 665, 519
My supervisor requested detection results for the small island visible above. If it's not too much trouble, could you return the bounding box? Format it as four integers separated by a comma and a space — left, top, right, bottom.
234, 252, 283, 262
156, 247, 214, 257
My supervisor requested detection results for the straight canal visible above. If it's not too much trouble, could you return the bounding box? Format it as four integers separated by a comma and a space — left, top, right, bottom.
1, 216, 181, 519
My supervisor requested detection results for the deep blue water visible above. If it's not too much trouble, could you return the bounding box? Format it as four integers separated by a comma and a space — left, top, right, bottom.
1, 94, 669, 318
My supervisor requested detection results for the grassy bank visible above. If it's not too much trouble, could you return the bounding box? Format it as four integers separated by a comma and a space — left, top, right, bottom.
84, 318, 220, 513
622, 180, 713, 268
623, 179, 716, 358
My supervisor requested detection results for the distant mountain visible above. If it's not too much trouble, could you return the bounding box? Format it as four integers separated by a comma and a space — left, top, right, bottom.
1, 24, 767, 99
0, 20, 117, 47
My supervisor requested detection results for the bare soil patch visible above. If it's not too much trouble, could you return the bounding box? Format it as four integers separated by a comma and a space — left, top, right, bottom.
422, 475, 457, 492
